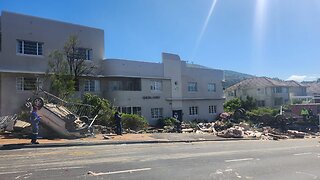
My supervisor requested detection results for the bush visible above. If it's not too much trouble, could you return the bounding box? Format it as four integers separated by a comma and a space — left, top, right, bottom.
122, 114, 148, 131
156, 117, 177, 128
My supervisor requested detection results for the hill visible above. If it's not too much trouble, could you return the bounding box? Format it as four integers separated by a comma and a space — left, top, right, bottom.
223, 70, 255, 88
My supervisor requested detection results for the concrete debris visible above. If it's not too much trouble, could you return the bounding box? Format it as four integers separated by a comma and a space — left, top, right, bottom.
177, 120, 316, 140
287, 130, 306, 138
0, 114, 17, 132
103, 135, 112, 139
217, 127, 244, 138
13, 120, 31, 130
181, 128, 194, 133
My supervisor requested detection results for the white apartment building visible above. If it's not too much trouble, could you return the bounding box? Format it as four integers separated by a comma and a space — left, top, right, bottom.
225, 77, 307, 108
0, 11, 225, 124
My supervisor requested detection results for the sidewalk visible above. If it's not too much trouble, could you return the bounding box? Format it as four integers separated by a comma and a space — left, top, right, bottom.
0, 133, 256, 150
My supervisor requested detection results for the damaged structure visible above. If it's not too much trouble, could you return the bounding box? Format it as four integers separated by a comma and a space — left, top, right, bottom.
0, 11, 225, 124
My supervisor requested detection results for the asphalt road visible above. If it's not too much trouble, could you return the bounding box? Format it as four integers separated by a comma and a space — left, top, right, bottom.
0, 139, 319, 180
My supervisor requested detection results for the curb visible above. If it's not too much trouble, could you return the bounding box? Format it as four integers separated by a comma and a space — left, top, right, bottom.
0, 138, 258, 150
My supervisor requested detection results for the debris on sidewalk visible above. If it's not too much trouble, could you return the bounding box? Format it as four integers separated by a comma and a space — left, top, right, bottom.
287, 130, 306, 138
0, 114, 18, 132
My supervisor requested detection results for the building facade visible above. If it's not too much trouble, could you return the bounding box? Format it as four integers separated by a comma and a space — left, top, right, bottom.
225, 77, 307, 108
0, 11, 225, 124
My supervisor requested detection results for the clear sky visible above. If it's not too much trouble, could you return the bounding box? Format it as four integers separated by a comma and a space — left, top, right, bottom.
1, 0, 320, 81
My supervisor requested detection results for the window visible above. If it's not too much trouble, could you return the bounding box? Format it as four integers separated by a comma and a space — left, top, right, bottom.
151, 80, 162, 91
228, 91, 234, 96
122, 107, 132, 114
189, 106, 198, 115
133, 107, 142, 115
256, 100, 265, 107
116, 106, 141, 115
188, 82, 197, 92
16, 77, 42, 91
274, 98, 283, 106
17, 40, 43, 55
109, 78, 141, 91
208, 83, 216, 92
273, 87, 287, 93
84, 80, 100, 92
209, 105, 217, 114
151, 108, 163, 119
77, 48, 92, 60
257, 88, 265, 95
0, 32, 2, 51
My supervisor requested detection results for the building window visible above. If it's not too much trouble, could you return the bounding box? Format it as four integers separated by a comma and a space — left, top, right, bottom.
17, 40, 43, 55
208, 83, 216, 92
77, 48, 92, 60
109, 78, 141, 91
84, 80, 100, 92
209, 105, 217, 114
273, 87, 288, 93
256, 100, 265, 107
228, 91, 234, 96
116, 106, 141, 116
257, 88, 265, 95
189, 106, 198, 115
188, 82, 197, 92
151, 80, 162, 91
133, 107, 142, 115
274, 98, 283, 106
151, 108, 163, 119
16, 77, 42, 91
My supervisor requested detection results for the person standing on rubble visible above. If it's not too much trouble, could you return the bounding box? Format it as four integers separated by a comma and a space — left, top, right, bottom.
30, 105, 41, 144
114, 112, 122, 135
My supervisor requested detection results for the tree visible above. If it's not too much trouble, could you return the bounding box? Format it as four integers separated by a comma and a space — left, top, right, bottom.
63, 35, 95, 85
224, 98, 242, 112
223, 96, 256, 112
242, 96, 256, 111
47, 35, 96, 98
48, 50, 75, 98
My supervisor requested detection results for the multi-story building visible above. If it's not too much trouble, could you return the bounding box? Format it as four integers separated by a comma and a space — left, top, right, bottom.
0, 11, 225, 124
225, 77, 307, 108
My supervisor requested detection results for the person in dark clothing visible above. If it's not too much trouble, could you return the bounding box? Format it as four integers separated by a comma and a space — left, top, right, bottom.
30, 105, 41, 144
114, 112, 122, 135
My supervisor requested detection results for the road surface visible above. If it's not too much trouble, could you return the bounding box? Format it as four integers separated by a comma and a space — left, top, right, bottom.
0, 139, 319, 180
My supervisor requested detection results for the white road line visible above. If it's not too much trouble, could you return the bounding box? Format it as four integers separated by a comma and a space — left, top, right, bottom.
36, 166, 84, 171
296, 171, 318, 179
293, 152, 312, 156
0, 171, 27, 175
225, 158, 254, 163
88, 167, 151, 176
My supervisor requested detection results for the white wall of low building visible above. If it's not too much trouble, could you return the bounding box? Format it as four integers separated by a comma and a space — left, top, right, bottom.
0, 11, 225, 124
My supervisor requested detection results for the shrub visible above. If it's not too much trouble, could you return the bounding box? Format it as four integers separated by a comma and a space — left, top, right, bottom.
156, 117, 177, 128
121, 114, 148, 131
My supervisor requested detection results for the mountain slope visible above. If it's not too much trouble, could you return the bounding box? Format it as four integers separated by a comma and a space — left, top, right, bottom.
223, 70, 255, 88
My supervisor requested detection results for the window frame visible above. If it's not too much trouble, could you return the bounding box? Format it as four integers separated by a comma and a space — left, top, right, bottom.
209, 105, 217, 114
208, 83, 216, 92
17, 40, 43, 56
151, 108, 163, 119
189, 106, 198, 116
16, 77, 42, 91
188, 82, 198, 92
150, 80, 162, 92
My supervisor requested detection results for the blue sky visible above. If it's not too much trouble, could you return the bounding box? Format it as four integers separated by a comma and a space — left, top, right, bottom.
1, 0, 320, 81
